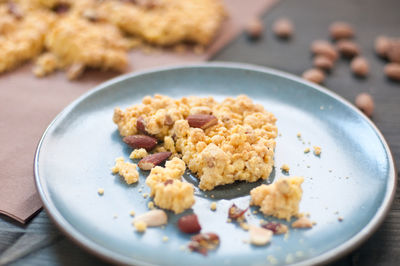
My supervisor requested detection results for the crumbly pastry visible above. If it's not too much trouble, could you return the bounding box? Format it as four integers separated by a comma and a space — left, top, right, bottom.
114, 94, 278, 190
112, 157, 139, 184
0, 0, 225, 77
250, 177, 304, 221
98, 0, 225, 46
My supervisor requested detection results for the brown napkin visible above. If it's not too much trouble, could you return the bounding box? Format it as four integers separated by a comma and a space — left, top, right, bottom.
0, 0, 278, 224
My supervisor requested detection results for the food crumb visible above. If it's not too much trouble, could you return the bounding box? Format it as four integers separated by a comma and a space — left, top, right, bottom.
240, 222, 250, 231
162, 236, 169, 242
253, 210, 258, 214
297, 132, 301, 138
292, 217, 313, 228
227, 218, 232, 223
138, 188, 143, 193
210, 202, 217, 211
129, 210, 135, 217
143, 193, 149, 199
304, 148, 310, 153
285, 253, 294, 264
134, 221, 147, 232
338, 216, 344, 222
148, 201, 155, 210
211, 194, 215, 198
281, 164, 290, 172
237, 187, 241, 191
97, 188, 104, 195
313, 146, 322, 156
267, 255, 278, 265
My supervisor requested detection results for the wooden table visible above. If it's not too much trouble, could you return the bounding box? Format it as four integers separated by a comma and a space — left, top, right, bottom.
1, 0, 399, 265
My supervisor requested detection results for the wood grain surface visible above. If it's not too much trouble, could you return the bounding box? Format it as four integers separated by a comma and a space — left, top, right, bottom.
1, 0, 399, 265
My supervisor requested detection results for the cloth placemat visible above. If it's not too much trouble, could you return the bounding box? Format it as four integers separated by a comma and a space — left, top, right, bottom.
0, 0, 278, 224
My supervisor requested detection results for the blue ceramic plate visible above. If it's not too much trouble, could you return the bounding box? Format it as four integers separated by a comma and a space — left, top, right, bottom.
34, 63, 396, 266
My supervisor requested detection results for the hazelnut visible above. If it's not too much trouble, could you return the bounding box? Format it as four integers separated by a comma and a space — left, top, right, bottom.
350, 57, 369, 77
374, 36, 391, 58
337, 40, 360, 58
329, 22, 355, 40
384, 63, 400, 81
313, 55, 334, 71
245, 18, 263, 39
311, 40, 338, 61
302, 68, 325, 84
355, 93, 374, 117
272, 18, 294, 39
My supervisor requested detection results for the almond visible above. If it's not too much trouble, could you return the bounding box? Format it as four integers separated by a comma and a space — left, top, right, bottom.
313, 55, 334, 71
375, 36, 391, 58
187, 114, 218, 129
136, 116, 148, 134
387, 40, 400, 63
138, 152, 172, 170
261, 221, 288, 235
249, 225, 273, 246
188, 233, 220, 255
123, 135, 157, 151
329, 22, 354, 40
245, 17, 263, 39
350, 57, 369, 77
178, 214, 202, 234
302, 68, 325, 84
384, 63, 400, 81
291, 216, 313, 228
311, 40, 338, 61
133, 209, 168, 227
337, 40, 360, 58
272, 18, 294, 39
355, 93, 374, 117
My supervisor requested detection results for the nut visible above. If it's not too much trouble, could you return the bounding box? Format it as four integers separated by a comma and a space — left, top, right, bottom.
136, 116, 148, 134
188, 233, 220, 256
302, 68, 325, 84
313, 55, 334, 71
337, 40, 360, 58
375, 36, 391, 58
384, 63, 400, 81
350, 57, 369, 77
53, 3, 70, 14
123, 135, 157, 151
187, 114, 218, 130
133, 209, 168, 227
7, 2, 23, 19
67, 63, 85, 80
249, 225, 273, 246
228, 204, 248, 221
355, 93, 374, 117
245, 18, 263, 39
178, 214, 202, 234
291, 216, 313, 228
311, 40, 338, 61
138, 152, 172, 170
272, 18, 294, 39
329, 22, 354, 40
387, 40, 400, 63
261, 221, 288, 235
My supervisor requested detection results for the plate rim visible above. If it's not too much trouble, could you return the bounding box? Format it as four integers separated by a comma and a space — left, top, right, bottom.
34, 62, 397, 266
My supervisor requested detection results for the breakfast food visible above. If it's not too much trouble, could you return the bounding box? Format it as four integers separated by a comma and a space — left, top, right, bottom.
111, 94, 317, 253
0, 0, 226, 78
250, 177, 304, 221
111, 157, 139, 184
113, 94, 278, 190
